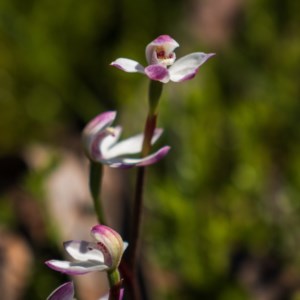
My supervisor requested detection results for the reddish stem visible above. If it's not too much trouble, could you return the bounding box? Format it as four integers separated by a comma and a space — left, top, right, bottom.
128, 113, 157, 300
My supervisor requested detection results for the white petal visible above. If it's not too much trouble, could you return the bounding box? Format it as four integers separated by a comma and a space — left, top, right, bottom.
104, 134, 142, 159
110, 58, 145, 73
169, 52, 215, 82
46, 260, 108, 275
104, 128, 163, 159
64, 241, 105, 263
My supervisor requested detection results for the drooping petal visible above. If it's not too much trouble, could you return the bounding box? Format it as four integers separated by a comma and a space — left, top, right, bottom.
47, 282, 74, 300
134, 145, 171, 167
45, 259, 109, 275
168, 52, 215, 82
144, 64, 170, 83
64, 241, 105, 263
145, 35, 179, 65
110, 58, 145, 73
104, 145, 171, 168
102, 128, 163, 159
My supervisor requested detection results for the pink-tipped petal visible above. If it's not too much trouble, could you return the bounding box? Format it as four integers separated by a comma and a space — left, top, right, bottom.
144, 64, 170, 83
107, 145, 171, 168
83, 111, 116, 136
110, 58, 145, 73
91, 225, 124, 253
136, 146, 171, 167
45, 259, 109, 275
169, 52, 215, 82
91, 225, 122, 239
152, 35, 177, 44
47, 282, 74, 300
91, 225, 125, 269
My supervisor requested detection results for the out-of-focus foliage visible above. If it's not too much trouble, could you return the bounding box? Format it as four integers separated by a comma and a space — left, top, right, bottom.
1, 0, 300, 299
143, 1, 300, 299
0, 0, 181, 154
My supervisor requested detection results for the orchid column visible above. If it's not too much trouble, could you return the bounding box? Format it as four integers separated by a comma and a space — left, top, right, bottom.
111, 34, 215, 288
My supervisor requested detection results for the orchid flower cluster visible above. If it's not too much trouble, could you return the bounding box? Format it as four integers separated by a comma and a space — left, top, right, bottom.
46, 35, 213, 300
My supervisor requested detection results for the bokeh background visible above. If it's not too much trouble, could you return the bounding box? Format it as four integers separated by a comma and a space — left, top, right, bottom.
1, 0, 300, 299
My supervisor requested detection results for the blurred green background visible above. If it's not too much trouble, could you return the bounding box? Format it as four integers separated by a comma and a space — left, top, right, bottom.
1, 0, 300, 299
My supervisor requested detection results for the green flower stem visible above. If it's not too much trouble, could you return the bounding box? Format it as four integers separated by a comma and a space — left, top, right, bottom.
108, 269, 122, 300
142, 80, 162, 155
148, 80, 163, 116
90, 162, 117, 297
89, 161, 106, 224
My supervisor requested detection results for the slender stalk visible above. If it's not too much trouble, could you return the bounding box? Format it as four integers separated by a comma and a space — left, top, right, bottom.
129, 113, 157, 270
128, 81, 163, 299
89, 161, 106, 224
90, 163, 124, 299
